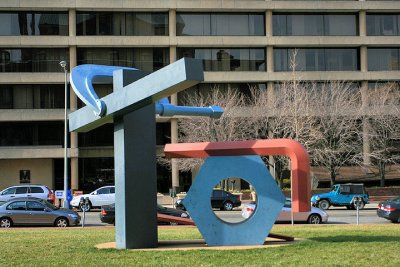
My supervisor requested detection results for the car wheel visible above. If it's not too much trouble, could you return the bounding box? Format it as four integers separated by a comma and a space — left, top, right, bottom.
55, 217, 69, 227
353, 201, 365, 210
80, 202, 91, 212
318, 200, 330, 210
0, 217, 12, 228
223, 201, 233, 211
308, 214, 322, 224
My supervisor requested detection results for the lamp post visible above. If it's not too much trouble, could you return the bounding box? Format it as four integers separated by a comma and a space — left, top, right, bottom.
59, 60, 70, 209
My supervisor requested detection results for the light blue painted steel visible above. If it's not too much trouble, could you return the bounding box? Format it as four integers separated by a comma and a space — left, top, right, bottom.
70, 64, 136, 116
183, 155, 285, 246
155, 103, 223, 118
69, 58, 223, 132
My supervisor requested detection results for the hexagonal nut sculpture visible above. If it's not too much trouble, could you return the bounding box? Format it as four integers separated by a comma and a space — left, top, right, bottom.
183, 155, 285, 246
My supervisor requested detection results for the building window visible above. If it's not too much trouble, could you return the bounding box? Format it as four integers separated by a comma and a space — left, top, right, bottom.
77, 48, 169, 71
0, 48, 68, 72
178, 83, 267, 104
273, 13, 358, 36
177, 48, 265, 71
274, 48, 359, 71
367, 14, 400, 36
0, 122, 63, 146
76, 12, 168, 36
0, 85, 65, 109
176, 13, 265, 36
0, 12, 68, 36
368, 48, 400, 71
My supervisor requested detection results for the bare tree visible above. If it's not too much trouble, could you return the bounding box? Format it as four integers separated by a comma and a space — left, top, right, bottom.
308, 82, 363, 187
175, 86, 252, 172
362, 83, 400, 187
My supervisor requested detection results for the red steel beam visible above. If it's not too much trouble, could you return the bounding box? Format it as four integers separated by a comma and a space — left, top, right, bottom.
164, 139, 311, 212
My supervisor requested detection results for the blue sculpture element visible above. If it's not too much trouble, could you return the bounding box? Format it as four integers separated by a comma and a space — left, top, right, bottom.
182, 155, 285, 246
70, 64, 135, 116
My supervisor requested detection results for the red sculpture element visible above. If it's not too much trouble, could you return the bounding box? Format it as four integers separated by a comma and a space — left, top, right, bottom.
165, 139, 311, 212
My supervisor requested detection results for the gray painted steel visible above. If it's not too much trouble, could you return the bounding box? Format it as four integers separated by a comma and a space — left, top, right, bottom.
114, 104, 158, 249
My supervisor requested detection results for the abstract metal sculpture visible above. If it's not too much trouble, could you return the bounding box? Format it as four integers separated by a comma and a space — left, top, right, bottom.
69, 59, 311, 249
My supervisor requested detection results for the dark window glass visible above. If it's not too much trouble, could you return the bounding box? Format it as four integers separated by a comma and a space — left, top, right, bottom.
16, 187, 28, 194
27, 201, 46, 211
213, 190, 223, 198
176, 13, 265, 36
78, 124, 113, 147
7, 201, 26, 210
97, 188, 109, 195
77, 48, 169, 71
178, 83, 266, 105
274, 48, 359, 71
30, 187, 44, 193
0, 12, 68, 36
156, 123, 171, 145
0, 48, 68, 72
367, 14, 400, 36
0, 84, 65, 109
0, 86, 13, 108
177, 48, 265, 71
110, 187, 115, 193
77, 12, 168, 36
368, 48, 400, 71
0, 121, 63, 146
273, 13, 357, 36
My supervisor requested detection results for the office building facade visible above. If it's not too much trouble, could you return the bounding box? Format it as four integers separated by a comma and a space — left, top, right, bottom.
0, 1, 399, 192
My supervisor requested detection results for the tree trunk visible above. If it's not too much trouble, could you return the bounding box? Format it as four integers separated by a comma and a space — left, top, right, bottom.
379, 161, 386, 187
330, 169, 336, 187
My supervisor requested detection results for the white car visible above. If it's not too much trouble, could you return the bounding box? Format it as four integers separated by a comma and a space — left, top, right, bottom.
0, 185, 53, 203
70, 186, 114, 211
242, 198, 328, 224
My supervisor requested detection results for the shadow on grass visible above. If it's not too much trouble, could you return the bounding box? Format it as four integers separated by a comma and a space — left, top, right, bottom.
309, 235, 399, 243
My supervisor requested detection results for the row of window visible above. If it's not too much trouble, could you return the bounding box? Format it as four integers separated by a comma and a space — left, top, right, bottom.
1, 47, 400, 72
0, 85, 65, 109
1, 12, 400, 36
0, 122, 63, 146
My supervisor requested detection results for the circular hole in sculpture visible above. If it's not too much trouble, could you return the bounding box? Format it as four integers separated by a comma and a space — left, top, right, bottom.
210, 178, 257, 224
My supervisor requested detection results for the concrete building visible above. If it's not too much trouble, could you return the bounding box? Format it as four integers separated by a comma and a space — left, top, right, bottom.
0, 1, 399, 193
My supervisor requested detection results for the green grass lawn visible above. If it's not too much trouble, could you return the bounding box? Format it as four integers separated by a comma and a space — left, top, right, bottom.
1, 224, 399, 266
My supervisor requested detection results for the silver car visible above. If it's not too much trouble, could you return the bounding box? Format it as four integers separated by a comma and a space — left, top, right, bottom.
242, 198, 328, 224
0, 197, 80, 228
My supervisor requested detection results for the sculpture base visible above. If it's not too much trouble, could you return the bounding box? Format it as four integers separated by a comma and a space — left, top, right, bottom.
96, 236, 296, 251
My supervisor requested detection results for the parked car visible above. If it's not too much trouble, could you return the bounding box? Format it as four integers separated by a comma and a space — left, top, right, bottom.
70, 186, 115, 211
0, 185, 53, 203
0, 197, 80, 228
175, 189, 241, 211
241, 198, 328, 224
311, 183, 369, 210
377, 196, 400, 223
100, 203, 190, 225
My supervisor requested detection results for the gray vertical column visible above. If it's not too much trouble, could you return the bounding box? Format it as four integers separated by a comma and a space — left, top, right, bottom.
114, 71, 158, 249
169, 9, 180, 190
69, 9, 79, 190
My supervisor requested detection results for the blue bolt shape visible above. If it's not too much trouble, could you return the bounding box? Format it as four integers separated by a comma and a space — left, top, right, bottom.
183, 155, 285, 246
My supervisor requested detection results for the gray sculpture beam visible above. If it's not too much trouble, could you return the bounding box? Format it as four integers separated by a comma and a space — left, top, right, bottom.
69, 58, 204, 133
